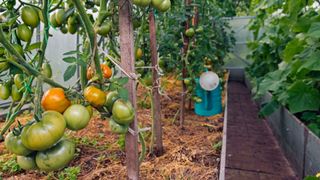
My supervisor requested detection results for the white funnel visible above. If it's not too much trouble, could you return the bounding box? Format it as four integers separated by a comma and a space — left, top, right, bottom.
199, 71, 219, 91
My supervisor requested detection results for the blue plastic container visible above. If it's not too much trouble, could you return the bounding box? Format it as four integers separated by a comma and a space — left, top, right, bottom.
194, 78, 222, 116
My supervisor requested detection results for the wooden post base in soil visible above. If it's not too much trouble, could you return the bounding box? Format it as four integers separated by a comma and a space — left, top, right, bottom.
118, 0, 139, 179
149, 11, 164, 156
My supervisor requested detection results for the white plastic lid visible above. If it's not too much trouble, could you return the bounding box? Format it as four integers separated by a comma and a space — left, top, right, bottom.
199, 71, 219, 91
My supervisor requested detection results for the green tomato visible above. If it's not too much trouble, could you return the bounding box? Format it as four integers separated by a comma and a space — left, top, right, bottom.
16, 24, 32, 42
63, 104, 91, 131
109, 118, 129, 134
195, 26, 204, 33
36, 138, 75, 171
112, 99, 135, 125
185, 28, 195, 37
41, 62, 52, 78
60, 25, 68, 34
11, 84, 22, 102
5, 131, 32, 156
105, 91, 119, 112
50, 13, 59, 28
0, 83, 10, 100
55, 9, 66, 26
21, 6, 40, 28
157, 0, 171, 12
183, 78, 191, 86
0, 60, 9, 72
96, 21, 112, 37
14, 74, 24, 90
21, 111, 66, 151
67, 23, 78, 34
17, 154, 37, 170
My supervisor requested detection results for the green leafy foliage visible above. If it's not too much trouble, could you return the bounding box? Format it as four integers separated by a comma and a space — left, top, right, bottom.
248, 0, 320, 136
58, 166, 81, 180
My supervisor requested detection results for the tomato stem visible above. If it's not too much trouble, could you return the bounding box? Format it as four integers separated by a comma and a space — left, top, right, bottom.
72, 0, 103, 84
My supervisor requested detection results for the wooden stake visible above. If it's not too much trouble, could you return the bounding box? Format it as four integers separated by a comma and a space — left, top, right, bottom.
180, 0, 192, 129
149, 10, 164, 156
118, 0, 139, 179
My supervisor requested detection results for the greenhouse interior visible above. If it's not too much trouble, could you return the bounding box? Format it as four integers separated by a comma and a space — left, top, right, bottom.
0, 0, 319, 179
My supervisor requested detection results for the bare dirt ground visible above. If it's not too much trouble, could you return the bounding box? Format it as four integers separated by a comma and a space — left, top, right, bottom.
0, 75, 225, 180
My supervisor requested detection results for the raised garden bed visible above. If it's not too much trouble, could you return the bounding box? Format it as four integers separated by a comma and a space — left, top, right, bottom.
241, 68, 320, 178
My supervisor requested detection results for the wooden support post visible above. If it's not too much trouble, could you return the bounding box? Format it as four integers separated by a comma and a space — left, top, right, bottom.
118, 0, 139, 179
180, 0, 192, 129
149, 10, 164, 156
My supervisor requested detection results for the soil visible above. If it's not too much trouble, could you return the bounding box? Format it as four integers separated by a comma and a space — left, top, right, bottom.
0, 75, 225, 180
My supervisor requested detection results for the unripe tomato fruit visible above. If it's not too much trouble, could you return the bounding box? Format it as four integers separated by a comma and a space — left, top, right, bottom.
21, 111, 66, 151
183, 78, 191, 86
21, 6, 40, 28
185, 28, 195, 37
41, 88, 71, 113
0, 83, 10, 100
84, 86, 106, 107
68, 23, 78, 34
17, 24, 32, 42
112, 99, 135, 125
55, 9, 65, 26
96, 22, 112, 37
63, 104, 91, 131
136, 48, 143, 59
86, 105, 94, 118
50, 13, 59, 28
17, 154, 37, 170
109, 117, 128, 134
105, 91, 119, 112
41, 62, 52, 78
36, 138, 75, 171
0, 60, 9, 72
14, 74, 24, 90
5, 131, 32, 156
11, 84, 22, 102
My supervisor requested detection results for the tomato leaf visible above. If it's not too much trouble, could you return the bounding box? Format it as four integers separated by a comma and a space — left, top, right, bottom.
63, 50, 78, 56
118, 88, 129, 101
117, 77, 129, 85
63, 57, 76, 63
287, 81, 320, 113
64, 65, 77, 81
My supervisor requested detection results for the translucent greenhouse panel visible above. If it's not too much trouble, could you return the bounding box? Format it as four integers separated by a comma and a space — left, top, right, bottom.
224, 16, 255, 68
43, 29, 78, 90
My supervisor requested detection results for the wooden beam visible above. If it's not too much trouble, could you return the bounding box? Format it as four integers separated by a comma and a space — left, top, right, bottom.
149, 10, 164, 156
118, 0, 139, 179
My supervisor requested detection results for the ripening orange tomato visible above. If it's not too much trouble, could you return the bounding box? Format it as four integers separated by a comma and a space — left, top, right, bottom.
41, 88, 71, 113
